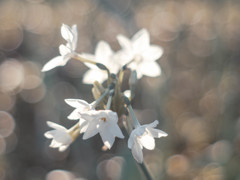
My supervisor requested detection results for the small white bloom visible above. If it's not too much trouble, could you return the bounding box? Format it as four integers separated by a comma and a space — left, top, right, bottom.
80, 110, 124, 149
44, 121, 72, 152
81, 41, 121, 84
65, 99, 94, 120
42, 24, 78, 72
128, 120, 167, 163
117, 29, 163, 78
65, 99, 95, 134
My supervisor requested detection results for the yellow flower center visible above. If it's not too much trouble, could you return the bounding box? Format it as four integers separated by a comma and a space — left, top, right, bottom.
101, 117, 107, 122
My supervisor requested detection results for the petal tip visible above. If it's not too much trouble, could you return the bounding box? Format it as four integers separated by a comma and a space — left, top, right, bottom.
44, 132, 52, 138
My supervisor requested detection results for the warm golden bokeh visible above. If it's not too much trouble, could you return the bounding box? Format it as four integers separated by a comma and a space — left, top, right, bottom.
0, 0, 240, 179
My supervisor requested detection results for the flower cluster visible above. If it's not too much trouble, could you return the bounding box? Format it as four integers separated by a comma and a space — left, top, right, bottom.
43, 24, 167, 163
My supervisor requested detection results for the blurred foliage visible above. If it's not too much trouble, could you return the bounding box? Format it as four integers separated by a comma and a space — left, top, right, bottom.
0, 0, 240, 179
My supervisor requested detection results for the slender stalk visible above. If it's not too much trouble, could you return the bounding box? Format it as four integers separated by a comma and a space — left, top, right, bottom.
68, 122, 80, 141
129, 70, 137, 100
106, 69, 111, 86
127, 104, 140, 128
72, 53, 112, 85
91, 88, 110, 108
118, 68, 125, 87
68, 122, 79, 132
71, 53, 97, 64
106, 89, 114, 110
125, 58, 135, 67
120, 115, 153, 180
139, 163, 153, 180
123, 96, 140, 128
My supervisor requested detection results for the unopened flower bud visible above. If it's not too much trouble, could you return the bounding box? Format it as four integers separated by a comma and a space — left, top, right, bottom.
96, 63, 108, 70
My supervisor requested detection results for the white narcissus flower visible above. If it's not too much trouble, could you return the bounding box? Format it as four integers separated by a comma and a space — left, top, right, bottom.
65, 99, 95, 133
80, 110, 124, 149
44, 121, 72, 152
117, 29, 163, 78
128, 120, 168, 163
42, 24, 78, 72
81, 41, 122, 84
65, 99, 94, 120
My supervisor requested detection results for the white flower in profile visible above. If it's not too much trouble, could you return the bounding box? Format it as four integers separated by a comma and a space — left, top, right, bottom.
128, 120, 168, 163
117, 29, 163, 78
65, 99, 94, 120
42, 24, 78, 72
44, 121, 72, 152
80, 110, 124, 149
81, 41, 121, 84
65, 99, 95, 134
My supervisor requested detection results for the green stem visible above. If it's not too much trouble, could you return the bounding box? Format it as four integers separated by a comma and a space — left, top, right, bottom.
120, 116, 153, 180
125, 58, 135, 67
68, 122, 80, 141
128, 104, 140, 128
106, 89, 114, 110
71, 53, 97, 64
91, 88, 110, 108
118, 68, 125, 87
72, 53, 111, 85
139, 163, 153, 180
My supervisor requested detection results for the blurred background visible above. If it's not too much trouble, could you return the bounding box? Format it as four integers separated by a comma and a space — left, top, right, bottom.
0, 0, 240, 179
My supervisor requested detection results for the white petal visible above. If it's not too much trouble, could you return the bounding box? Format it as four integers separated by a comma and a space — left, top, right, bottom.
114, 50, 133, 66
117, 34, 132, 51
50, 139, 61, 148
106, 59, 122, 74
65, 99, 90, 108
82, 69, 107, 84
61, 24, 73, 42
50, 130, 72, 145
109, 123, 124, 139
95, 41, 113, 64
132, 141, 143, 163
82, 121, 99, 140
142, 45, 163, 62
59, 145, 69, 152
72, 24, 77, 36
71, 24, 78, 50
138, 61, 161, 77
132, 29, 150, 52
147, 127, 168, 138
44, 131, 53, 139
135, 67, 143, 79
67, 109, 80, 120
59, 44, 71, 56
46, 121, 67, 131
99, 130, 115, 149
139, 134, 155, 150
106, 111, 118, 123
147, 120, 159, 128
128, 129, 137, 149
41, 56, 66, 72
80, 111, 97, 121
79, 119, 89, 133
81, 53, 98, 70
